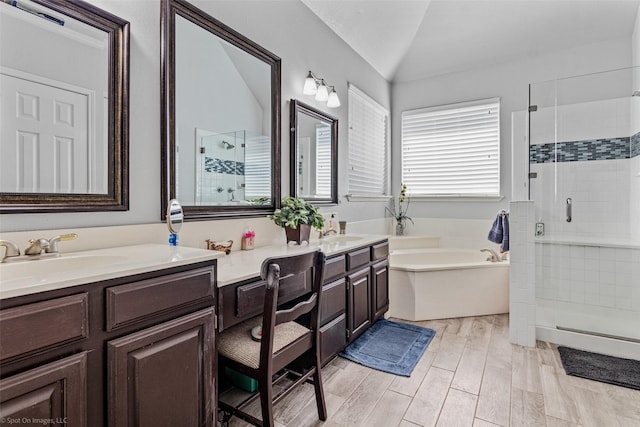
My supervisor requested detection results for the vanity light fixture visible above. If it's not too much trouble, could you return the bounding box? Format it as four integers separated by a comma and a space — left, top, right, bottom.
302, 70, 340, 108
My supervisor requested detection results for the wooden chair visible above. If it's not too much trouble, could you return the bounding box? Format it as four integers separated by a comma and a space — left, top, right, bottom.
217, 249, 327, 427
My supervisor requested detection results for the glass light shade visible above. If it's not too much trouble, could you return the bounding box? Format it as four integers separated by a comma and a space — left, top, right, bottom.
303, 74, 317, 95
315, 81, 329, 101
327, 89, 340, 108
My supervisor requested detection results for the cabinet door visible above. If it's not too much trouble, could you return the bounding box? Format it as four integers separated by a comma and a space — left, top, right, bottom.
0, 352, 88, 426
320, 314, 347, 365
371, 260, 389, 321
347, 268, 371, 342
108, 308, 215, 427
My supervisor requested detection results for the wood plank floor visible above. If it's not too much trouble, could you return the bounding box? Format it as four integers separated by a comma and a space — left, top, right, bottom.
225, 314, 640, 427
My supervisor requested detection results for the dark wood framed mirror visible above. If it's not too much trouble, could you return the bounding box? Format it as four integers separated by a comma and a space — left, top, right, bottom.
290, 99, 338, 205
161, 0, 281, 221
0, 0, 129, 213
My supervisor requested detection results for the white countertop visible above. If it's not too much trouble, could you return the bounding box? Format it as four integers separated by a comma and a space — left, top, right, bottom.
0, 235, 389, 299
217, 234, 388, 287
0, 244, 224, 300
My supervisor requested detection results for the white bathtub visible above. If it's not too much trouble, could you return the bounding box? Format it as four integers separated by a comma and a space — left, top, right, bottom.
388, 248, 510, 321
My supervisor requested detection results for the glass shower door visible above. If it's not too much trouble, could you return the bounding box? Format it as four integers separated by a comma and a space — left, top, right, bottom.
529, 67, 639, 343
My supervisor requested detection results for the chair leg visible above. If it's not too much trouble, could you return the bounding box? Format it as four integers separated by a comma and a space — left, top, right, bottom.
259, 376, 274, 427
312, 364, 327, 421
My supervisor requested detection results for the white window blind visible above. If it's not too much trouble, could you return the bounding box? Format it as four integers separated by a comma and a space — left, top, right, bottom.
244, 135, 271, 199
315, 124, 331, 196
348, 84, 389, 196
402, 98, 500, 196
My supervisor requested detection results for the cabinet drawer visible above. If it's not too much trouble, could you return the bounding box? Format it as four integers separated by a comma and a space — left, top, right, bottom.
346, 247, 370, 271
0, 293, 88, 363
219, 272, 311, 331
235, 280, 267, 319
371, 241, 389, 261
320, 314, 346, 365
324, 255, 346, 282
320, 278, 346, 325
106, 266, 214, 331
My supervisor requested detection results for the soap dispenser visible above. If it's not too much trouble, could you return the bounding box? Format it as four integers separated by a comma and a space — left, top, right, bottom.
329, 213, 338, 231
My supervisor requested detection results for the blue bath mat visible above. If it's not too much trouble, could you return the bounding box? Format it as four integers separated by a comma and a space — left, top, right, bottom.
339, 319, 435, 376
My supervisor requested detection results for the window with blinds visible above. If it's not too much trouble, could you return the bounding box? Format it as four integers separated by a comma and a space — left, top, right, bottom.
348, 84, 389, 196
401, 98, 500, 197
315, 124, 331, 196
244, 134, 271, 199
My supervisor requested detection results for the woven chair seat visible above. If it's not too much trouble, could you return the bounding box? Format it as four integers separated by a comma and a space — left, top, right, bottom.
218, 316, 311, 369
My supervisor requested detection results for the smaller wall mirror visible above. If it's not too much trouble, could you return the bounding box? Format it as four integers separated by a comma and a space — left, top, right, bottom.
290, 99, 337, 204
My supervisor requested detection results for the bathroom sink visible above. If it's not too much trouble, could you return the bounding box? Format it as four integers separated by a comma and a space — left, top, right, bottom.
320, 235, 364, 243
0, 244, 223, 300
0, 254, 129, 281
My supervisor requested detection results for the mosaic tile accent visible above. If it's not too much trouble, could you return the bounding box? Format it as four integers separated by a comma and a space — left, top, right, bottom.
632, 131, 640, 158
204, 157, 245, 175
530, 137, 630, 163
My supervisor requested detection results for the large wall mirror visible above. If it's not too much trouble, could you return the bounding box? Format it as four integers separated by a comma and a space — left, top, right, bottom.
290, 99, 338, 204
0, 0, 129, 213
161, 0, 281, 221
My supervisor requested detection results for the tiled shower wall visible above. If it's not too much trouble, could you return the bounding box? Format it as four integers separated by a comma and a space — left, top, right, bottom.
528, 99, 636, 240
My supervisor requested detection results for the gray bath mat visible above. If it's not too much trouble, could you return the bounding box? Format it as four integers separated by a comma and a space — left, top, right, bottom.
557, 346, 640, 390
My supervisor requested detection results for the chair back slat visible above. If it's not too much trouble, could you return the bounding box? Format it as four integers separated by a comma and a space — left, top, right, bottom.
275, 294, 317, 324
260, 250, 319, 281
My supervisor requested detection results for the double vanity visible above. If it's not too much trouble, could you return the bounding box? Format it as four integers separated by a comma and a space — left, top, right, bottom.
0, 235, 388, 426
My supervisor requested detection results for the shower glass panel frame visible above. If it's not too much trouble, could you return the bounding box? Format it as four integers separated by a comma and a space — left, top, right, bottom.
528, 66, 640, 343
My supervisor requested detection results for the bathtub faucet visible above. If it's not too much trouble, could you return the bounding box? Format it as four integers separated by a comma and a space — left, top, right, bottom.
481, 248, 502, 262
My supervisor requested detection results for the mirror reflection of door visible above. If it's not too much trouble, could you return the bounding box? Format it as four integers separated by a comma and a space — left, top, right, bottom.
296, 112, 332, 199
298, 136, 311, 195
0, 0, 109, 194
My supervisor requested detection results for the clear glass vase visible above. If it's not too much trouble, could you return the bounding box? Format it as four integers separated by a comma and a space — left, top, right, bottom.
395, 221, 405, 236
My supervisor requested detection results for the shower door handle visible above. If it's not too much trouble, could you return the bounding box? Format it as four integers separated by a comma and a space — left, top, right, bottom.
566, 198, 572, 222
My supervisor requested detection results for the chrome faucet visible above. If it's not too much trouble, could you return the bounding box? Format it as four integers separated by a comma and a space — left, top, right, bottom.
319, 228, 338, 238
0, 240, 20, 262
24, 239, 50, 255
48, 233, 78, 253
24, 233, 78, 256
481, 248, 501, 262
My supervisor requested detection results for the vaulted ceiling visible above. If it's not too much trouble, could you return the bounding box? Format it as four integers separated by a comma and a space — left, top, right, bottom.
301, 0, 640, 83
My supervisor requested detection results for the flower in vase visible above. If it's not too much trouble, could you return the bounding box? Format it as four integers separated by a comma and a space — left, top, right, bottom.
385, 183, 413, 234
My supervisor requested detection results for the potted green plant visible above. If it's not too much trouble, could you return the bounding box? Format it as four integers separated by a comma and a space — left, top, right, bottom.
269, 196, 325, 244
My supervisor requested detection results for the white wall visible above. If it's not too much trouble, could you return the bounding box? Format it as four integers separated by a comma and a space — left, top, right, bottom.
392, 37, 632, 222
0, 0, 390, 233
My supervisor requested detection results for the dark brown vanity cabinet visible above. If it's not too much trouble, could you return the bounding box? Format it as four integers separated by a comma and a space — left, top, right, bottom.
0, 352, 88, 425
214, 239, 389, 367
371, 259, 389, 322
347, 268, 372, 343
318, 239, 389, 363
108, 308, 215, 426
0, 261, 217, 427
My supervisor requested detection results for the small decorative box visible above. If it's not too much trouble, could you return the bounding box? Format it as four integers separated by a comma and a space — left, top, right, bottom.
241, 229, 255, 250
